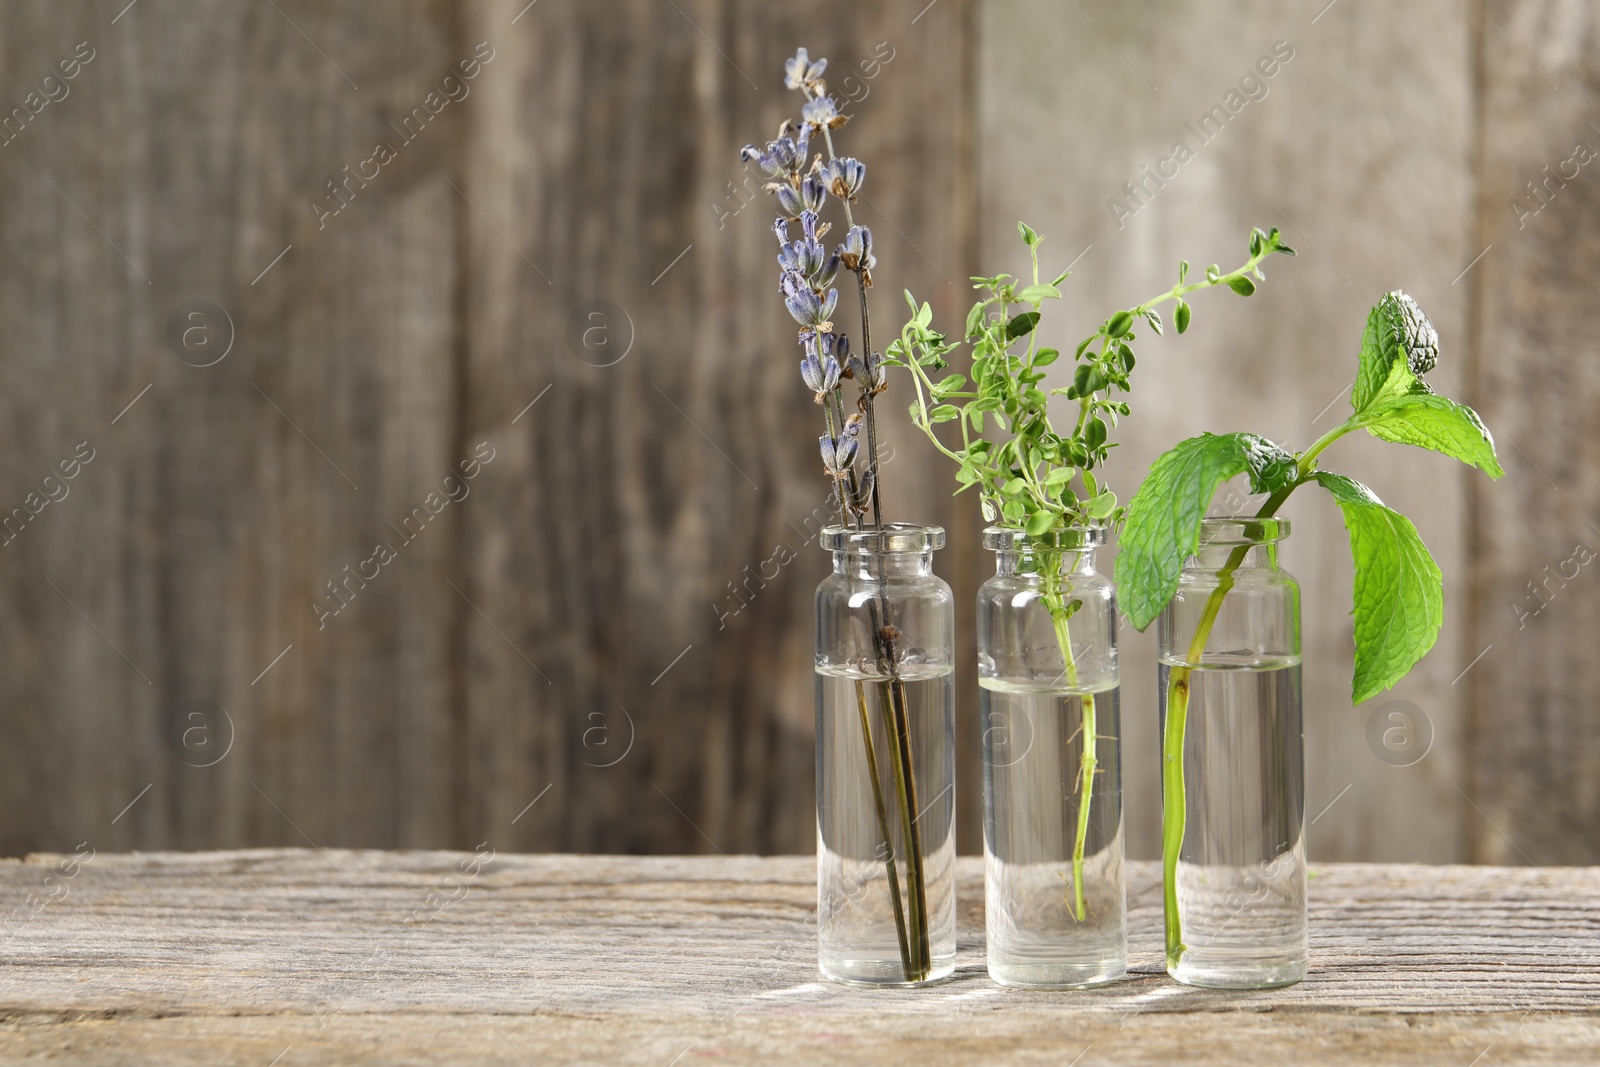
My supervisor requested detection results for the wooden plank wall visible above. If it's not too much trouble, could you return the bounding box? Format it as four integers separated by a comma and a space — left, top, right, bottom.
0, 0, 1590, 866
0, 0, 981, 858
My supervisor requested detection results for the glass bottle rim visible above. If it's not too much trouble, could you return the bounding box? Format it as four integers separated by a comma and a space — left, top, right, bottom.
1198, 517, 1290, 545
818, 522, 945, 553
981, 524, 1107, 552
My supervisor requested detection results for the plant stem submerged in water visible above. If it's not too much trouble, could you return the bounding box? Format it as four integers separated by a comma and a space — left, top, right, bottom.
1040, 548, 1096, 923
1160, 433, 1343, 966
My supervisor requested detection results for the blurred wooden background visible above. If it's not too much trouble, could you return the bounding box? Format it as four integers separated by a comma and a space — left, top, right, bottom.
0, 0, 1590, 865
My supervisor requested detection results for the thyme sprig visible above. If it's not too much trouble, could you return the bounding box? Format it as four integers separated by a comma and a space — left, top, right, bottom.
887, 222, 1293, 921
887, 223, 1294, 536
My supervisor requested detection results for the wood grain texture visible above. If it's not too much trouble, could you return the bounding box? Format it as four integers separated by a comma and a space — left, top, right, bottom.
0, 0, 1594, 870
1465, 1, 1600, 865
0, 0, 980, 857
449, 0, 980, 856
0, 850, 1596, 1065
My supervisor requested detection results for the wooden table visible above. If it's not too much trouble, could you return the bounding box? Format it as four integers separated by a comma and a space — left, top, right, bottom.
0, 850, 1595, 1065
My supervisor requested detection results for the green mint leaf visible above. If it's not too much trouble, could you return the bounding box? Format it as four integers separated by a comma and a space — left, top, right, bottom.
1116, 431, 1292, 630
1351, 291, 1438, 415
1313, 473, 1444, 704
1361, 392, 1504, 478
1006, 311, 1041, 339
1241, 434, 1297, 494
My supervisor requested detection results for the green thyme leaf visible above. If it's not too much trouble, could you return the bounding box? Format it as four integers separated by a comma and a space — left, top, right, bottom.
1361, 392, 1504, 478
1025, 509, 1057, 536
1313, 472, 1444, 704
1228, 275, 1257, 296
1006, 311, 1041, 339
1175, 300, 1192, 334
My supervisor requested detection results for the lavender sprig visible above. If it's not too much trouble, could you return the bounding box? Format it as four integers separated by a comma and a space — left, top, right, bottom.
739, 46, 929, 983
740, 49, 884, 529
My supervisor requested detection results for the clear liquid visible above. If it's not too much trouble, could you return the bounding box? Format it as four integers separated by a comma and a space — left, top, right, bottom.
981, 679, 1126, 987
1158, 660, 1307, 988
816, 665, 956, 985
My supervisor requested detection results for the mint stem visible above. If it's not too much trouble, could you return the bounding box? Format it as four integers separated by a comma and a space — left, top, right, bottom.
1161, 422, 1350, 968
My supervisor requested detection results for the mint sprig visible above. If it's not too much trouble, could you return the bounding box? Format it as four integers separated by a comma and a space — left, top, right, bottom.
1120, 290, 1501, 697
1121, 290, 1503, 970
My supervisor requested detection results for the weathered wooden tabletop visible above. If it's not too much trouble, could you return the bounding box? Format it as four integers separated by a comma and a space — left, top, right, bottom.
0, 851, 1595, 1065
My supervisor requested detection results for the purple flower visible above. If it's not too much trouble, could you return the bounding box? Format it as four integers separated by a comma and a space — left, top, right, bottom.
845, 341, 887, 394
776, 184, 804, 219
819, 432, 858, 477
800, 343, 841, 403
840, 225, 876, 272
826, 157, 865, 200
813, 252, 842, 288
772, 217, 789, 243
740, 143, 781, 180
785, 48, 827, 90
801, 176, 826, 213
778, 235, 826, 278
781, 272, 838, 328
741, 129, 811, 180
802, 95, 843, 129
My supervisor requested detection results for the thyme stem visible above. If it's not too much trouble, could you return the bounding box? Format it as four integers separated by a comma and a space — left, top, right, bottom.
1041, 548, 1096, 922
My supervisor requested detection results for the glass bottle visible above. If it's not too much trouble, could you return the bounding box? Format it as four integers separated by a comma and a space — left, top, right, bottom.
977, 525, 1125, 988
815, 523, 956, 986
1157, 517, 1306, 988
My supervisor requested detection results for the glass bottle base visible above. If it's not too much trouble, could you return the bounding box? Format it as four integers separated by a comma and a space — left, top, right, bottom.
1168, 954, 1306, 989
988, 958, 1126, 989
819, 953, 957, 987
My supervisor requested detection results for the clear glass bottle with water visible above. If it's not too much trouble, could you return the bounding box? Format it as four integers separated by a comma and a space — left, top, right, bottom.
816, 524, 955, 985
978, 526, 1125, 988
1157, 517, 1306, 988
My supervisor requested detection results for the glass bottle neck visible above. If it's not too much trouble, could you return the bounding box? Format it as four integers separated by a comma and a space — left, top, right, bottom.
833, 550, 936, 579
992, 546, 1100, 579
1188, 542, 1281, 571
